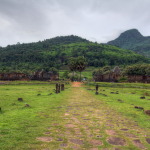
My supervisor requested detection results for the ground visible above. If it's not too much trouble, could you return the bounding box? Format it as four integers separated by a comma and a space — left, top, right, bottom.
0, 81, 150, 150
36, 82, 150, 150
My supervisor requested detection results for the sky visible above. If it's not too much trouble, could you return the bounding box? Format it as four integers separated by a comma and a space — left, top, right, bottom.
0, 0, 150, 47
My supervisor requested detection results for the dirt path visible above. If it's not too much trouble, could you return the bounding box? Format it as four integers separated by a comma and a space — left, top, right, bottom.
71, 82, 83, 87
37, 84, 150, 150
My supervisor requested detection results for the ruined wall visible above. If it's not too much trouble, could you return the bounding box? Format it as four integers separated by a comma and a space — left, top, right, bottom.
0, 73, 28, 81
128, 75, 150, 83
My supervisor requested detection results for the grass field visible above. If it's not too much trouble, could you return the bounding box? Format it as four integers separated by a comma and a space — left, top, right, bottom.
0, 81, 150, 149
0, 82, 71, 150
85, 82, 150, 128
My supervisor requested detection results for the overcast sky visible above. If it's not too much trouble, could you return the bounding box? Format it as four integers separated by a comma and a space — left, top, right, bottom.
0, 0, 150, 47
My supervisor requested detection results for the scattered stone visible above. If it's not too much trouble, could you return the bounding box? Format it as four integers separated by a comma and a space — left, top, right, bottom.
120, 128, 128, 131
37, 94, 41, 96
65, 124, 76, 128
146, 138, 150, 144
117, 99, 124, 103
69, 139, 83, 145
134, 106, 144, 110
71, 145, 80, 149
73, 114, 80, 116
110, 92, 114, 94
44, 132, 51, 135
96, 135, 102, 138
36, 136, 52, 142
18, 98, 23, 102
99, 93, 107, 96
114, 148, 121, 150
24, 104, 30, 107
144, 110, 150, 116
90, 148, 98, 150
140, 96, 145, 99
133, 139, 145, 149
106, 130, 116, 135
131, 92, 135, 94
64, 113, 70, 116
89, 139, 103, 146
60, 143, 68, 147
57, 138, 63, 141
107, 137, 126, 146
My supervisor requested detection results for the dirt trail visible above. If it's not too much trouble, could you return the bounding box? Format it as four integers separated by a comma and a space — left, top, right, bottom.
37, 84, 150, 150
71, 82, 82, 87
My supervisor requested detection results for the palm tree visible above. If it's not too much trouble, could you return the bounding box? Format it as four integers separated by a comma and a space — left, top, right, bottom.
76, 56, 87, 81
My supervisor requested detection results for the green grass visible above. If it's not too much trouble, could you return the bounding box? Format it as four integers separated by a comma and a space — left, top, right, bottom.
86, 82, 150, 129
0, 82, 70, 150
0, 81, 150, 149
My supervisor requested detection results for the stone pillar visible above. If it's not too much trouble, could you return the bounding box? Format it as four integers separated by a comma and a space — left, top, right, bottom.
58, 84, 61, 93
56, 83, 59, 94
95, 84, 99, 95
61, 84, 65, 91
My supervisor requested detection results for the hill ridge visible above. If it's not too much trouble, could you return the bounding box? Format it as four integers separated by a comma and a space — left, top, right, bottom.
107, 29, 150, 57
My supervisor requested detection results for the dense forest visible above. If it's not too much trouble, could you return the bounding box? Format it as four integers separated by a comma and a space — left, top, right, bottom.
107, 29, 150, 57
0, 35, 149, 73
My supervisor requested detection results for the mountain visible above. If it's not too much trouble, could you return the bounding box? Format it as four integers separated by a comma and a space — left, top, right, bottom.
107, 29, 150, 57
0, 35, 149, 73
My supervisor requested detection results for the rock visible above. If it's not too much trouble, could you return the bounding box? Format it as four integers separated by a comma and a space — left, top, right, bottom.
107, 136, 126, 146
37, 94, 41, 96
144, 110, 150, 116
117, 99, 124, 103
140, 96, 145, 99
69, 139, 83, 145
36, 136, 52, 142
24, 104, 30, 107
134, 106, 144, 110
146, 138, 150, 144
18, 98, 23, 101
133, 139, 145, 149
95, 91, 99, 95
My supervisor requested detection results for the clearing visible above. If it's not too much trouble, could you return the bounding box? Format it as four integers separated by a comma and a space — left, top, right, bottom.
0, 82, 150, 150
36, 82, 150, 150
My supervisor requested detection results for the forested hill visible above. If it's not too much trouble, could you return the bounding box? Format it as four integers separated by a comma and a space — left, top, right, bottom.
0, 35, 149, 73
107, 29, 150, 57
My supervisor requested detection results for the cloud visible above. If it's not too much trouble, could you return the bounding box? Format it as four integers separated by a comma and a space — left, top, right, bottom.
0, 0, 150, 46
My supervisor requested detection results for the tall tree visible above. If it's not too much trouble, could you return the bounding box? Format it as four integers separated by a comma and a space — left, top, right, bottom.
68, 57, 77, 81
76, 56, 87, 81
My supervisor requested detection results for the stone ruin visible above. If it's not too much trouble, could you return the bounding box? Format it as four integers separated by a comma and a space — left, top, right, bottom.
0, 70, 59, 81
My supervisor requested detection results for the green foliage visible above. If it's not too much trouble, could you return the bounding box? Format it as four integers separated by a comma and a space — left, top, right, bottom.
0, 35, 149, 73
93, 66, 112, 77
124, 64, 150, 76
108, 29, 150, 57
76, 56, 87, 72
62, 71, 70, 79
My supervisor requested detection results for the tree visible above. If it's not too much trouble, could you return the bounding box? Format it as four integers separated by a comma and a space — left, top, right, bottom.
68, 57, 77, 81
76, 56, 87, 81
68, 56, 87, 81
